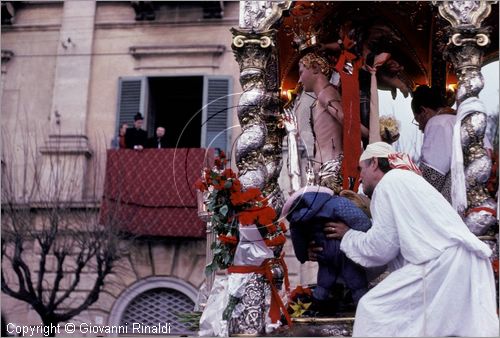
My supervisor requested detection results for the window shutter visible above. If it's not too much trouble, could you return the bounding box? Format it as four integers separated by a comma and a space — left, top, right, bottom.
116, 78, 144, 133
203, 77, 231, 152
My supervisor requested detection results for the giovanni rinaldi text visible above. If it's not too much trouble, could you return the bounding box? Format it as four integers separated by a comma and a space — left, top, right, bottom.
6, 322, 172, 336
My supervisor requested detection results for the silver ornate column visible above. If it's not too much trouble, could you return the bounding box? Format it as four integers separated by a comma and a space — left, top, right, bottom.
231, 28, 279, 194
233, 0, 291, 208
438, 0, 496, 234
228, 1, 290, 335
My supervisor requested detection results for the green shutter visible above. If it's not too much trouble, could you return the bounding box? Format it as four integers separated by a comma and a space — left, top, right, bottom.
116, 78, 144, 133
203, 77, 231, 152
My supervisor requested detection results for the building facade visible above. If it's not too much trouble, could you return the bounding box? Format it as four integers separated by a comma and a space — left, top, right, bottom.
0, 1, 239, 335
1, 2, 310, 335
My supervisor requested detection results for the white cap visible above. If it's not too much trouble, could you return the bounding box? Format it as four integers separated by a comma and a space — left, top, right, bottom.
359, 142, 394, 162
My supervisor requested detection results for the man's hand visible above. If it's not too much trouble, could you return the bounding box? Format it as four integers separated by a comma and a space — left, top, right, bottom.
324, 221, 350, 239
308, 240, 322, 261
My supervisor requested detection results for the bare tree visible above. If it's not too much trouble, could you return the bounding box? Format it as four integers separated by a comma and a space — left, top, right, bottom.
1, 128, 127, 336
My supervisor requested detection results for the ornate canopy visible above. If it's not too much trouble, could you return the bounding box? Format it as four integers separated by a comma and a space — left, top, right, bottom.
220, 2, 498, 335
276, 1, 498, 97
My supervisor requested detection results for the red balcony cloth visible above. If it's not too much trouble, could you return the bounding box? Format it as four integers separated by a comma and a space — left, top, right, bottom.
99, 148, 214, 237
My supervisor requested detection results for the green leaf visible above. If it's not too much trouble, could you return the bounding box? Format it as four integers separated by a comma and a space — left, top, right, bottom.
220, 205, 228, 216
224, 181, 232, 189
205, 263, 215, 275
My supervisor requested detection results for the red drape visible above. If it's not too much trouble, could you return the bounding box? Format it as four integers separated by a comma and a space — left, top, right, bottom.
99, 148, 214, 237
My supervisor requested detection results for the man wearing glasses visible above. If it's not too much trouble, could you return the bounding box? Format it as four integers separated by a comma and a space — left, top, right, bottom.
411, 85, 456, 203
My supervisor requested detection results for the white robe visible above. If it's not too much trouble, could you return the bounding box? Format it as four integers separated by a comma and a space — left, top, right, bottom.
341, 169, 499, 337
421, 114, 455, 175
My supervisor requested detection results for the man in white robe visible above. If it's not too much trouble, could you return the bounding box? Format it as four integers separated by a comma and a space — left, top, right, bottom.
328, 142, 499, 337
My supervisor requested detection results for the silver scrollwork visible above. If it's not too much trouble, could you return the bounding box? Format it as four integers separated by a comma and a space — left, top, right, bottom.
232, 35, 246, 48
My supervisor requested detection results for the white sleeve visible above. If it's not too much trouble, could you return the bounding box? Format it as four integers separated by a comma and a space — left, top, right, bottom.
421, 117, 453, 175
340, 188, 400, 267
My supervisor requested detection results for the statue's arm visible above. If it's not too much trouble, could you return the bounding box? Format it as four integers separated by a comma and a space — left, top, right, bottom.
283, 108, 302, 193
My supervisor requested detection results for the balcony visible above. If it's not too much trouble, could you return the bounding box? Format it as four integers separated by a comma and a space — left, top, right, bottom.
99, 148, 214, 237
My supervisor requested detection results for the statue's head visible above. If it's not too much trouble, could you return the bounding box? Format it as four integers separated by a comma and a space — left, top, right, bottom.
298, 52, 332, 92
299, 52, 332, 78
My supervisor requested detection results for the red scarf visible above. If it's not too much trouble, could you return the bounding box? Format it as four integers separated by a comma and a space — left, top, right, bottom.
334, 41, 362, 191
228, 256, 291, 326
388, 153, 422, 175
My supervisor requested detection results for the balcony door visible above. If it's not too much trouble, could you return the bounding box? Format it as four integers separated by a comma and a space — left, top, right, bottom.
116, 75, 231, 151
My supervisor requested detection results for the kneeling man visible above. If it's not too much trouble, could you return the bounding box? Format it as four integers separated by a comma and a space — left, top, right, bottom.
329, 142, 498, 337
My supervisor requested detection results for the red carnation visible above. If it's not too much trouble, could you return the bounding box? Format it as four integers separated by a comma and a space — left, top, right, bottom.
238, 209, 259, 225
279, 222, 287, 233
195, 178, 207, 192
256, 206, 276, 226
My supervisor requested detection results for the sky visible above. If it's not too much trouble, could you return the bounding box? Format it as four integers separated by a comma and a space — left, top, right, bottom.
378, 61, 499, 161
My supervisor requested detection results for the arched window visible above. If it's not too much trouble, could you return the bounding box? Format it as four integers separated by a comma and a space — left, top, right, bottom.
120, 288, 194, 335
108, 277, 197, 336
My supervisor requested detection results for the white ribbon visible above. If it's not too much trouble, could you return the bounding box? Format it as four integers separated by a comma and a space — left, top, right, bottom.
451, 96, 487, 213
369, 70, 381, 143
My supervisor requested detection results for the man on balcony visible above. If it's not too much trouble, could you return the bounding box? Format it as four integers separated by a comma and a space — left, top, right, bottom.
146, 126, 168, 149
125, 113, 147, 150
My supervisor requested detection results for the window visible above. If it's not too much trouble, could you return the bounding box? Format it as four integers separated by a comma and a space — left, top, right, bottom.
120, 288, 194, 335
116, 75, 232, 152
108, 277, 199, 337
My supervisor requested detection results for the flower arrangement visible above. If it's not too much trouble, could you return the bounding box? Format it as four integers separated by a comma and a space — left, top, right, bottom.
195, 151, 287, 274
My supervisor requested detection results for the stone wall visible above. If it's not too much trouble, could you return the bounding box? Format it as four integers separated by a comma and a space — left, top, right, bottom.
1, 2, 316, 333
1, 232, 206, 335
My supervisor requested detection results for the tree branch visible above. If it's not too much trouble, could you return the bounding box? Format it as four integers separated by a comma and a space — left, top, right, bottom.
47, 250, 66, 311
56, 252, 113, 322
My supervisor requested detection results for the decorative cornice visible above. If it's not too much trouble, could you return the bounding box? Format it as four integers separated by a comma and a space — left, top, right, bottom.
1, 23, 61, 32
95, 18, 238, 30
1, 200, 100, 211
39, 134, 92, 157
129, 44, 225, 58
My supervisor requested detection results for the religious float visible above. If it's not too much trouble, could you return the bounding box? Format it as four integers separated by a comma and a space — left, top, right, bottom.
196, 1, 499, 336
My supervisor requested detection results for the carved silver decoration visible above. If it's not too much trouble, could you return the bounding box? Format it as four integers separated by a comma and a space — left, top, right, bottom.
480, 234, 499, 262
465, 200, 497, 235
230, 26, 286, 335
228, 274, 270, 335
438, 0, 496, 234
231, 27, 284, 196
290, 318, 355, 337
239, 1, 291, 31
438, 1, 491, 28
319, 326, 353, 337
